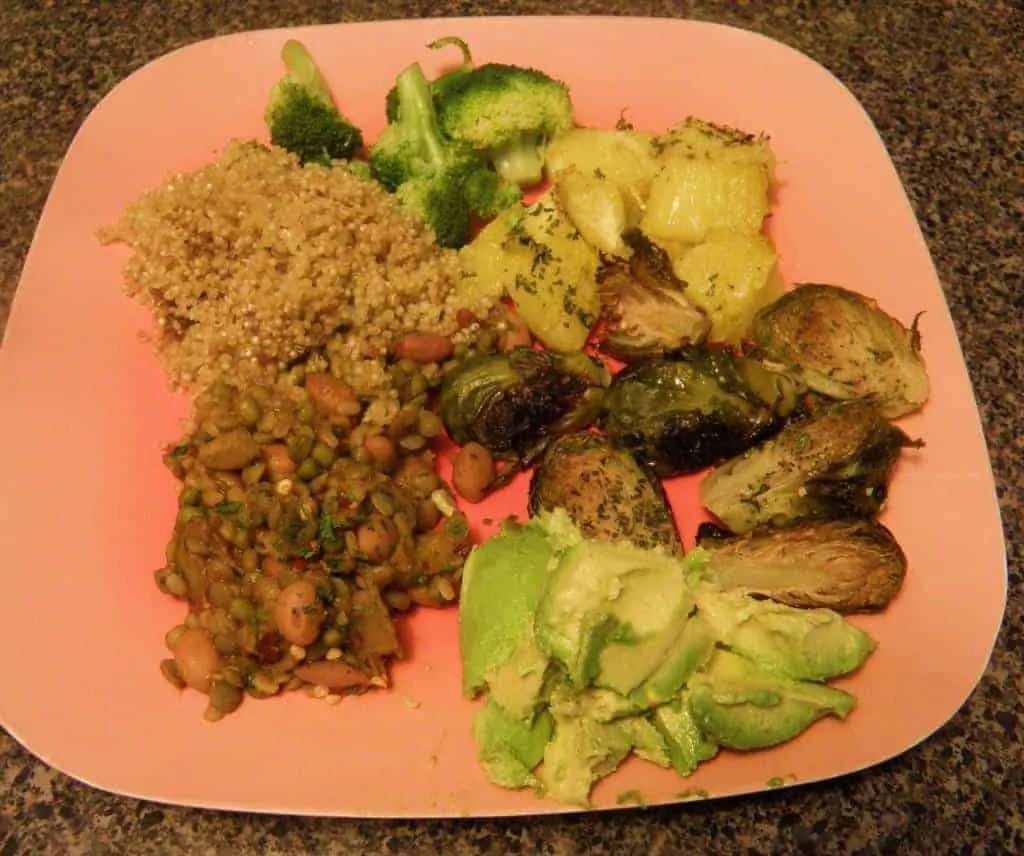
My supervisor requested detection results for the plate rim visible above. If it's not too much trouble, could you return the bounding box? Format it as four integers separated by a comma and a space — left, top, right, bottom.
0, 14, 1007, 819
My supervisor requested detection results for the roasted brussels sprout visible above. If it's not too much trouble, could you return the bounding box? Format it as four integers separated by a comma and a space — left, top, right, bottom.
439, 348, 611, 461
700, 401, 921, 533
695, 518, 908, 612
601, 348, 801, 477
596, 230, 710, 360
528, 432, 682, 553
752, 283, 930, 418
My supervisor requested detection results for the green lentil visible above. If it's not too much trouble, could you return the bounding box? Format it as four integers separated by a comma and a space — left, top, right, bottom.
209, 680, 244, 714
297, 458, 320, 481
237, 395, 261, 426
164, 572, 189, 599
229, 597, 254, 623
160, 658, 186, 689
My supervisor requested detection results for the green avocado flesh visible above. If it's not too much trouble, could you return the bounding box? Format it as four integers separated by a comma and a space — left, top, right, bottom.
688, 650, 857, 750
458, 514, 874, 806
459, 521, 555, 698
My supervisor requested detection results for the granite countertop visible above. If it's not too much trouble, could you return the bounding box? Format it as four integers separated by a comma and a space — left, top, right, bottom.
2, 1, 1021, 852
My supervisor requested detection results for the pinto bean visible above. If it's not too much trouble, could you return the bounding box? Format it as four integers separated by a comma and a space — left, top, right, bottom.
274, 579, 324, 646
393, 453, 441, 497
357, 515, 398, 562
393, 334, 454, 364
363, 434, 398, 471
452, 442, 494, 502
172, 628, 222, 694
415, 498, 441, 533
262, 443, 296, 481
198, 429, 260, 470
293, 660, 373, 690
306, 374, 360, 417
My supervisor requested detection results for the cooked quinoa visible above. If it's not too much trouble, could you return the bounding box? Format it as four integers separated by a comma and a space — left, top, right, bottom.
101, 141, 484, 398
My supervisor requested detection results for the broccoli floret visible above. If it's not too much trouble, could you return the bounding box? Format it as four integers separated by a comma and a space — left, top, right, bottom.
385, 36, 475, 124
462, 168, 524, 219
265, 40, 363, 165
435, 63, 574, 187
395, 168, 474, 249
370, 61, 521, 247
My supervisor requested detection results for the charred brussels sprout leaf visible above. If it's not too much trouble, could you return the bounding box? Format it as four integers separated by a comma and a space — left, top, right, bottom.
700, 401, 921, 533
597, 230, 710, 360
439, 348, 611, 460
598, 271, 710, 361
752, 283, 930, 418
696, 518, 908, 612
528, 432, 682, 553
601, 349, 801, 477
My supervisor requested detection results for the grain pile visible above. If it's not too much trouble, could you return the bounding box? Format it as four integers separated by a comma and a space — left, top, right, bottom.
101, 141, 478, 402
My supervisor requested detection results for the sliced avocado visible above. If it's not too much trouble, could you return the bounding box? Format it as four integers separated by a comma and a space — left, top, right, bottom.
629, 610, 717, 707
548, 683, 646, 723
614, 715, 672, 768
696, 589, 876, 682
688, 649, 857, 750
538, 711, 676, 806
460, 521, 555, 697
534, 507, 587, 552
651, 693, 719, 776
539, 715, 634, 807
595, 617, 683, 696
595, 589, 695, 696
473, 696, 553, 789
486, 634, 550, 723
534, 540, 687, 687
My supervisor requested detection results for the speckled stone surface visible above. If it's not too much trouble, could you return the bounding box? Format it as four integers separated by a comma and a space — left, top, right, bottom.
1, 0, 1021, 852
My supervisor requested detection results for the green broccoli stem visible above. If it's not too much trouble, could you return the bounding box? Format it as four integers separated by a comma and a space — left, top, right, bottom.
426, 36, 474, 69
394, 63, 447, 167
280, 39, 335, 107
490, 135, 546, 187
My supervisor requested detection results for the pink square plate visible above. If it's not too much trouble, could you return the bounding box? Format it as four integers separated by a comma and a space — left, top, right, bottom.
0, 16, 1006, 817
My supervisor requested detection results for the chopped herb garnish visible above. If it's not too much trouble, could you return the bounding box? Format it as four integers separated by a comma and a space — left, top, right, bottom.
319, 511, 342, 545
616, 790, 647, 808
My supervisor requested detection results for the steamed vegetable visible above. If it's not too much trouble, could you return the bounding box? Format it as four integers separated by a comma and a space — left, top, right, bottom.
700, 401, 921, 533
640, 118, 775, 245
545, 127, 658, 228
383, 36, 477, 123
265, 40, 363, 165
696, 518, 909, 612
528, 432, 682, 553
668, 230, 783, 345
439, 349, 610, 462
751, 283, 930, 417
554, 170, 632, 257
602, 348, 802, 477
545, 128, 658, 255
436, 61, 575, 187
384, 37, 572, 190
369, 61, 518, 247
457, 191, 602, 351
